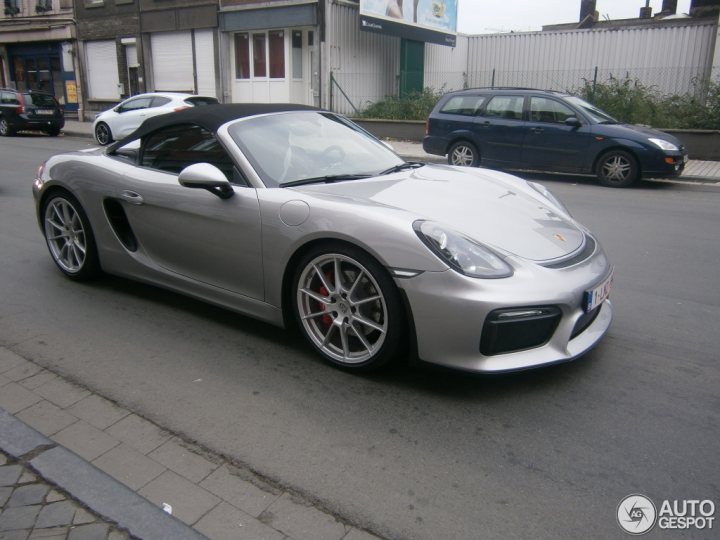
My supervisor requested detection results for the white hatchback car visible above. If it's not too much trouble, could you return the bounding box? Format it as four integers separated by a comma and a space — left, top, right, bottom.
92, 92, 218, 145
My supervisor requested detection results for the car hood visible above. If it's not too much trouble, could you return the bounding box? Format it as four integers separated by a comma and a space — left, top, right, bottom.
596, 123, 684, 147
296, 165, 586, 262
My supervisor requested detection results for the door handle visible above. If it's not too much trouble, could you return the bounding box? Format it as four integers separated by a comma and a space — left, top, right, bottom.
530, 127, 544, 134
120, 190, 144, 205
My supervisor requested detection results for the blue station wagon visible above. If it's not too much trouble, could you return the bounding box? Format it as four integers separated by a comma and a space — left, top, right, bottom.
422, 88, 688, 187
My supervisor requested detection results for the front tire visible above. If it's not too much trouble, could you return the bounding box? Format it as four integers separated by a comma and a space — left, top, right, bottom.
292, 244, 404, 371
94, 122, 113, 146
447, 141, 479, 167
42, 192, 100, 280
596, 150, 639, 187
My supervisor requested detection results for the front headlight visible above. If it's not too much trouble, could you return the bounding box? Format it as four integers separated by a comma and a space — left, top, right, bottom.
648, 138, 679, 152
413, 221, 513, 278
527, 181, 570, 215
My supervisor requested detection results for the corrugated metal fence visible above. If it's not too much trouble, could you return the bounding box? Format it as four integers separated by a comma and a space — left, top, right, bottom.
327, 6, 718, 115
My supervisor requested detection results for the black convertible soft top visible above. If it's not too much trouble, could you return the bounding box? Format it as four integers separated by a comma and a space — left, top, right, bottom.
108, 103, 320, 151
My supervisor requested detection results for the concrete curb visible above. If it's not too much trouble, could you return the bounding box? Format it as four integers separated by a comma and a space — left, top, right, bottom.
0, 407, 206, 540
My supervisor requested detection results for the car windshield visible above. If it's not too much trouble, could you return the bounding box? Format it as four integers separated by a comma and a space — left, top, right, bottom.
564, 96, 618, 124
227, 111, 404, 187
23, 93, 58, 107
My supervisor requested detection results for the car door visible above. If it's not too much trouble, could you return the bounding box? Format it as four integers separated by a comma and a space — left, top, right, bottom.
520, 96, 595, 172
115, 123, 265, 300
474, 94, 527, 166
113, 96, 154, 139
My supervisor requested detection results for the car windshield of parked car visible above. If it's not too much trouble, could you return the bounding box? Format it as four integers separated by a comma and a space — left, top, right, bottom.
564, 96, 618, 124
227, 112, 404, 187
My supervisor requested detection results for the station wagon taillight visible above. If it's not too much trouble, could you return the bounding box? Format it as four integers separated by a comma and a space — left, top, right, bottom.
15, 93, 24, 114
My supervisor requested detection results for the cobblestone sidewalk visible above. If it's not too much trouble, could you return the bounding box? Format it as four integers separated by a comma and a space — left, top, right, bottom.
0, 347, 381, 540
0, 452, 131, 540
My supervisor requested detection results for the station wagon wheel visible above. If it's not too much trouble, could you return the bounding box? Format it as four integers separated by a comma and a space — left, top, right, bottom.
42, 192, 100, 280
448, 141, 479, 167
0, 117, 13, 137
293, 245, 403, 371
596, 150, 639, 188
94, 122, 112, 146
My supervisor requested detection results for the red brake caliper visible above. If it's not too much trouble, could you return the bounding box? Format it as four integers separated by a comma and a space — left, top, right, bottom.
319, 272, 334, 328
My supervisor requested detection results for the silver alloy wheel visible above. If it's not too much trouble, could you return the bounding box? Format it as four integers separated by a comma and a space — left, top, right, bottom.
0, 117, 8, 136
450, 144, 475, 166
296, 253, 388, 365
44, 197, 87, 273
600, 154, 632, 183
95, 123, 111, 145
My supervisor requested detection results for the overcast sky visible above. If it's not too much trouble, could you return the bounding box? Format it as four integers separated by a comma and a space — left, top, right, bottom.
457, 0, 693, 34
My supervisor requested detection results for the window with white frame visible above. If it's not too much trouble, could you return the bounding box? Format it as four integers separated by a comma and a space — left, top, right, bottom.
234, 30, 285, 80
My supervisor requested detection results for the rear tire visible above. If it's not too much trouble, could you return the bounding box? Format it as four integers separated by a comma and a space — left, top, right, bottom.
596, 150, 639, 188
47, 128, 60, 137
94, 122, 113, 146
447, 141, 479, 167
0, 117, 14, 137
42, 192, 101, 280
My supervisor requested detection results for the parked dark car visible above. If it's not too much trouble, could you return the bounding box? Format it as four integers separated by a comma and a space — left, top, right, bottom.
423, 88, 688, 187
0, 88, 65, 137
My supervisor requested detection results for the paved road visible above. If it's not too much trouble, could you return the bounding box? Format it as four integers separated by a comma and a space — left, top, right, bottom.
1, 134, 719, 539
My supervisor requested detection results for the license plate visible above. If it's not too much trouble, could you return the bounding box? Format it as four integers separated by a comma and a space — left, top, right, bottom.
583, 270, 613, 313
36, 109, 54, 115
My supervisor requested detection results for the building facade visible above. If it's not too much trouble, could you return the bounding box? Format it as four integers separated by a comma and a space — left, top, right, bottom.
0, 0, 79, 114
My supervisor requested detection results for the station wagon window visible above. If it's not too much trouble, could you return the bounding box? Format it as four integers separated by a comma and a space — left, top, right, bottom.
483, 95, 525, 120
440, 95, 486, 116
529, 97, 575, 124
1, 91, 19, 105
140, 124, 241, 184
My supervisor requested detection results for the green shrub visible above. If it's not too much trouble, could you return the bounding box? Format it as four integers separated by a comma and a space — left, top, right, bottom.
578, 75, 720, 130
358, 88, 444, 121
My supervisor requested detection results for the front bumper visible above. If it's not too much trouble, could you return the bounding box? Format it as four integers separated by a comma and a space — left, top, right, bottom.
399, 249, 612, 372
640, 149, 688, 178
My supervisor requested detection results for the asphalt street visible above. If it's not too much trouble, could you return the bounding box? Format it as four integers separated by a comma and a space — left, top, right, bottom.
1, 134, 719, 539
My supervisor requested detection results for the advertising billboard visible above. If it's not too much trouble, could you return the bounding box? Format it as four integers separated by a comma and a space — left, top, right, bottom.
359, 0, 458, 47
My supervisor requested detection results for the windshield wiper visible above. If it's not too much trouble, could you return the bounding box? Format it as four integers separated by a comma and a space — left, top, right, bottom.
281, 174, 372, 188
378, 162, 424, 176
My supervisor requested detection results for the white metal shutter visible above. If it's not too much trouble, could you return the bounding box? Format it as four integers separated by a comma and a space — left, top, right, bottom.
194, 29, 216, 97
151, 32, 194, 92
85, 41, 120, 99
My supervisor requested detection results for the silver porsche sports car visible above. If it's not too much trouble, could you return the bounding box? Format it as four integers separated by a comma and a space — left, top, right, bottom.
33, 104, 613, 372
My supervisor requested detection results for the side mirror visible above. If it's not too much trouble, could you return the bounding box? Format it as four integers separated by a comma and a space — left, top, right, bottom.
565, 116, 582, 127
178, 163, 234, 199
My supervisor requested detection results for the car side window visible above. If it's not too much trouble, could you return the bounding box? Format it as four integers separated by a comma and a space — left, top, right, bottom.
1, 91, 19, 105
118, 97, 152, 113
140, 124, 244, 184
151, 96, 172, 108
483, 96, 525, 120
440, 95, 486, 116
529, 97, 576, 124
